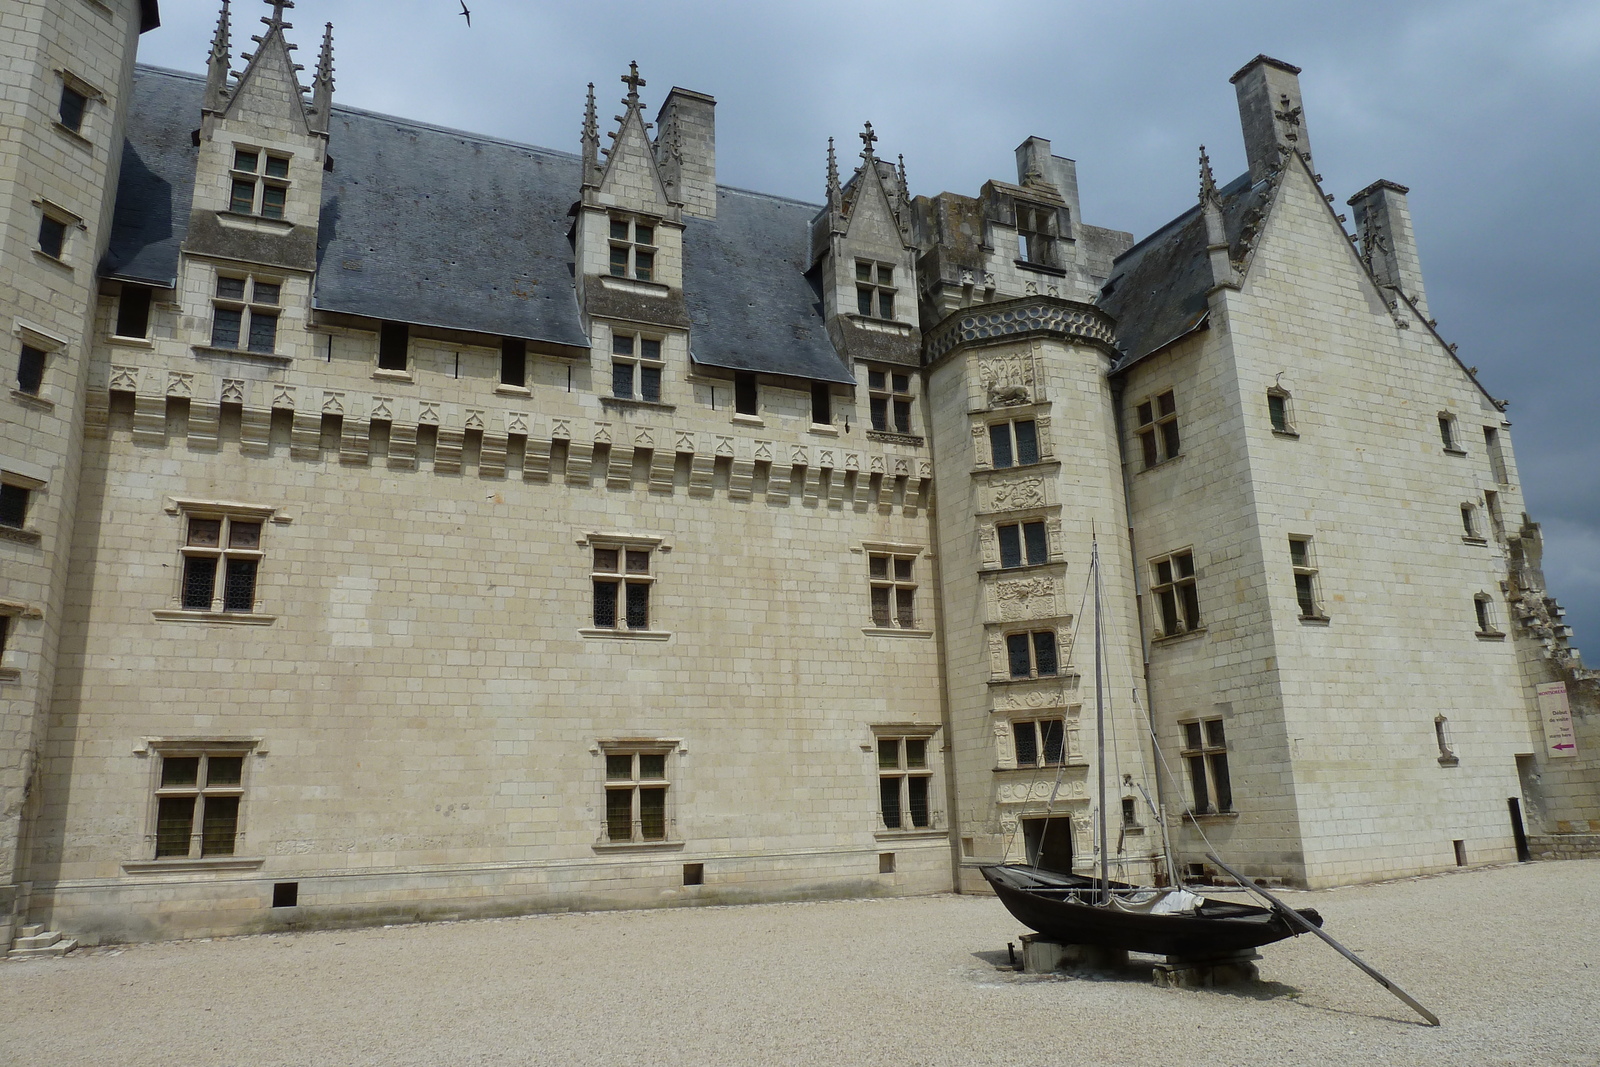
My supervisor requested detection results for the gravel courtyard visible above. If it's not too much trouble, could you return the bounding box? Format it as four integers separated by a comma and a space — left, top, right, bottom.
2, 861, 1594, 1066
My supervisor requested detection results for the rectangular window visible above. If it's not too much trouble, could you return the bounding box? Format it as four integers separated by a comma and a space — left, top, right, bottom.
608, 215, 657, 281
38, 215, 66, 259
1016, 202, 1058, 266
868, 552, 918, 629
997, 520, 1048, 568
1150, 550, 1200, 636
1438, 413, 1459, 452
1181, 719, 1232, 814
229, 148, 289, 217
1289, 536, 1321, 619
1006, 630, 1058, 679
811, 382, 832, 425
854, 260, 896, 320
16, 344, 46, 396
378, 321, 409, 370
0, 483, 29, 529
180, 514, 263, 613
1012, 719, 1065, 768
152, 750, 247, 858
734, 372, 758, 416
877, 735, 933, 830
989, 419, 1039, 468
1461, 504, 1480, 539
58, 83, 88, 133
1136, 390, 1180, 468
1268, 391, 1291, 433
610, 333, 664, 403
602, 748, 671, 842
867, 369, 913, 433
211, 275, 281, 354
500, 338, 526, 387
591, 544, 654, 631
1474, 594, 1501, 636
1484, 490, 1505, 541
115, 284, 152, 339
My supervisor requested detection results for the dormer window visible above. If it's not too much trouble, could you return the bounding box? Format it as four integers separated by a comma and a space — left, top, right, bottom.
1016, 202, 1058, 266
855, 261, 895, 319
609, 216, 656, 281
229, 148, 290, 219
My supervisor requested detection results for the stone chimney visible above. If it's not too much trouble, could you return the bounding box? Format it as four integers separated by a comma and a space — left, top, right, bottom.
654, 88, 717, 219
1230, 55, 1311, 184
1348, 179, 1429, 318
1014, 136, 1080, 237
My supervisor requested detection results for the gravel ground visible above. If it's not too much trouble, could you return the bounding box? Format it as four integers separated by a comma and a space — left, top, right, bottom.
2, 861, 1595, 1067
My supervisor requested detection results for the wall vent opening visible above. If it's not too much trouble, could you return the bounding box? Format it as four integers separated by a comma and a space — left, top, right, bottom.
272, 881, 299, 908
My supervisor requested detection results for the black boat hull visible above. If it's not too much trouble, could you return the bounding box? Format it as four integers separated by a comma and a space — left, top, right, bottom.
981, 863, 1324, 958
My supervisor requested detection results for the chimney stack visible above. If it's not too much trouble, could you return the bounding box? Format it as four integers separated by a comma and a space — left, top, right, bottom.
1014, 136, 1080, 238
1348, 180, 1429, 318
654, 88, 717, 219
1230, 55, 1310, 184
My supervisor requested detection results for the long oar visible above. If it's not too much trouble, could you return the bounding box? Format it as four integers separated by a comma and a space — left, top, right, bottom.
1206, 853, 1440, 1026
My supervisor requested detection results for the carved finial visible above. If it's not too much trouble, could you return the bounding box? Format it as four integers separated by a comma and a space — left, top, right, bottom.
860, 121, 878, 157
581, 82, 601, 186
897, 153, 908, 195
826, 137, 840, 198
263, 0, 293, 32
204, 1, 234, 112
622, 61, 646, 103
1198, 145, 1218, 203
308, 21, 334, 134
211, 0, 232, 61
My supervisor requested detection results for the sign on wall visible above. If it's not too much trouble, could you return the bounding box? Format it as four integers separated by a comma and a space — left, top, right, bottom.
1538, 681, 1577, 758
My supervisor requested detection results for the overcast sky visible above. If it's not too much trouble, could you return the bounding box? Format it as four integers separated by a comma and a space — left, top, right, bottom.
138, 0, 1600, 650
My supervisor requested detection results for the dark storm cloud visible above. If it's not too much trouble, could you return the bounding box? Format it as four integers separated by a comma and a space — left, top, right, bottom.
141, 0, 1600, 648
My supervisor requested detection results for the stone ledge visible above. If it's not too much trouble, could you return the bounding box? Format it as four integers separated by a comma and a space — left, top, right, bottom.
121, 857, 265, 874
151, 609, 278, 626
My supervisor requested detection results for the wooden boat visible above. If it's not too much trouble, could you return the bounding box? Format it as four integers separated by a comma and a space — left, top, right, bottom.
980, 862, 1323, 958
982, 539, 1323, 960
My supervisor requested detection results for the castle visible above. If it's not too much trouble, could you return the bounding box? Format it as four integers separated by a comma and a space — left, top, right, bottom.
1, 0, 1595, 949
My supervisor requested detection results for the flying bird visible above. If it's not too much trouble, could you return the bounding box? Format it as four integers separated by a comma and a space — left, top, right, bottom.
459, 1, 471, 26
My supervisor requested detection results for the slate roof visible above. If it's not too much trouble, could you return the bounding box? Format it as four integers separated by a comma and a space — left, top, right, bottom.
683, 190, 850, 384
104, 67, 846, 380
1098, 171, 1271, 369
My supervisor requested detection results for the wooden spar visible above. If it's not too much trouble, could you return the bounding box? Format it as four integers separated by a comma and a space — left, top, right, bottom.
1206, 853, 1441, 1027
1093, 540, 1108, 906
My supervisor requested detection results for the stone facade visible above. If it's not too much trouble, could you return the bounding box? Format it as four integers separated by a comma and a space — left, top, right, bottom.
1, 8, 1595, 945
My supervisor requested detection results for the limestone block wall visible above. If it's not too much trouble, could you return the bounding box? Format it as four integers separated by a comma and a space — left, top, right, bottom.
1217, 158, 1540, 885
26, 279, 948, 942
0, 0, 144, 946
928, 326, 1157, 892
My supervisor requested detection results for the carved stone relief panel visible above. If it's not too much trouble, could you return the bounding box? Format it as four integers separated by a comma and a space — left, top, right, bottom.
983, 476, 1047, 513
988, 574, 1060, 623
977, 345, 1039, 408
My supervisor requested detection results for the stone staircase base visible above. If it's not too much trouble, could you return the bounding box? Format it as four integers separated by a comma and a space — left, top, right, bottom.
7, 924, 77, 959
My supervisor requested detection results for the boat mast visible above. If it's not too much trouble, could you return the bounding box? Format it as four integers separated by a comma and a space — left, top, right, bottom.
1093, 537, 1108, 906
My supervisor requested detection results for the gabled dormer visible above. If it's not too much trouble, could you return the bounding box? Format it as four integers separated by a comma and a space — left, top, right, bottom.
574, 64, 691, 335
184, 0, 331, 274
811, 125, 921, 368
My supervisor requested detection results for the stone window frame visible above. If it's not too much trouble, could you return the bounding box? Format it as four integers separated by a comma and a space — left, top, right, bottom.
499, 337, 527, 389
608, 214, 657, 282
866, 366, 913, 434
595, 739, 682, 849
1149, 548, 1201, 638
1437, 411, 1464, 455
861, 541, 932, 638
1134, 389, 1181, 469
854, 259, 897, 320
872, 724, 941, 834
0, 597, 37, 682
1005, 629, 1059, 680
609, 329, 665, 403
1014, 200, 1060, 268
1010, 716, 1066, 769
579, 532, 670, 640
1288, 535, 1327, 622
1267, 387, 1297, 437
32, 198, 83, 265
1483, 425, 1509, 485
152, 499, 280, 626
1180, 718, 1234, 816
0, 462, 46, 545
1473, 592, 1505, 640
113, 283, 155, 342
228, 145, 292, 219
209, 272, 283, 356
1460, 502, 1487, 545
130, 738, 264, 871
996, 518, 1049, 570
987, 417, 1041, 469
53, 68, 103, 140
